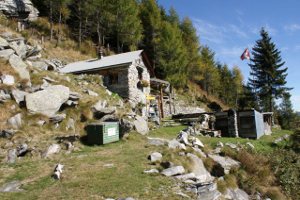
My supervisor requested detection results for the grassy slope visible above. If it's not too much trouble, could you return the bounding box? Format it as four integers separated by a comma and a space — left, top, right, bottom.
0, 125, 292, 200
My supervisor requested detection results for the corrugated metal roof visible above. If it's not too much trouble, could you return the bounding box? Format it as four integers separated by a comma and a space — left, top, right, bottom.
60, 50, 143, 73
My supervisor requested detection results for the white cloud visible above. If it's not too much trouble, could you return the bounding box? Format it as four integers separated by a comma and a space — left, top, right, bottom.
284, 24, 300, 32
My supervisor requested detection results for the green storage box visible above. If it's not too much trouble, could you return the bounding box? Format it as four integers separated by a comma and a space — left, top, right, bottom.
86, 122, 119, 145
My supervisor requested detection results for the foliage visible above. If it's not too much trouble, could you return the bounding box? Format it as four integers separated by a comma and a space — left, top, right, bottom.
248, 28, 291, 112
277, 92, 297, 130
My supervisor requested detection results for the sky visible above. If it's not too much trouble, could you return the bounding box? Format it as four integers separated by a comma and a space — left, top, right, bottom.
158, 0, 300, 111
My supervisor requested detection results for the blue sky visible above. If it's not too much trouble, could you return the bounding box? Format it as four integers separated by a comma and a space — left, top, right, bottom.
158, 0, 300, 111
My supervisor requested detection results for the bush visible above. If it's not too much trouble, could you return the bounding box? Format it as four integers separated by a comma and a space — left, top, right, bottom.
270, 149, 300, 199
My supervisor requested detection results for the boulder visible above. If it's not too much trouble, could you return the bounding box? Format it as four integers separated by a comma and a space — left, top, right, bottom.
0, 36, 9, 47
0, 181, 22, 192
30, 61, 48, 70
92, 100, 107, 110
190, 137, 204, 148
187, 153, 213, 184
119, 118, 133, 135
161, 166, 185, 177
43, 144, 61, 158
11, 89, 28, 104
0, 90, 11, 102
143, 169, 159, 174
7, 113, 22, 129
9, 40, 27, 58
92, 106, 116, 119
133, 115, 149, 135
175, 173, 197, 181
0, 129, 16, 138
9, 54, 30, 80
168, 139, 186, 150
0, 75, 14, 85
7, 149, 17, 163
147, 137, 168, 146
26, 45, 42, 58
246, 142, 255, 149
25, 85, 70, 117
177, 131, 190, 145
86, 89, 98, 96
208, 154, 240, 174
69, 91, 81, 101
0, 0, 39, 21
225, 142, 238, 149
197, 183, 222, 200
225, 188, 249, 200
148, 152, 162, 162
0, 49, 14, 60
50, 113, 66, 124
192, 147, 207, 158
16, 143, 28, 157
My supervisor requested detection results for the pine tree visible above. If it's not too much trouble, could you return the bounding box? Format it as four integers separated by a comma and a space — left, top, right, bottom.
278, 92, 295, 129
248, 28, 291, 112
232, 66, 244, 108
156, 20, 188, 87
139, 0, 162, 68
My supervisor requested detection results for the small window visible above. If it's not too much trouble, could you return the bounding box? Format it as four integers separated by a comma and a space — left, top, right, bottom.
108, 73, 118, 85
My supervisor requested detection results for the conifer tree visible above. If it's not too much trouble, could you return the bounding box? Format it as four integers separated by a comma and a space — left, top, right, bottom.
249, 28, 291, 112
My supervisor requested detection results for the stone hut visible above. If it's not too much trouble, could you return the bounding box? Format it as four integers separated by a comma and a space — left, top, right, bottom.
60, 50, 152, 106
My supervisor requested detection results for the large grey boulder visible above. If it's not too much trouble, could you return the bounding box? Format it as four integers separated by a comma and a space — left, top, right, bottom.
25, 85, 70, 117
9, 54, 30, 80
0, 0, 39, 21
175, 173, 197, 181
0, 181, 22, 192
208, 154, 240, 174
12, 89, 28, 104
187, 153, 213, 184
7, 113, 22, 129
225, 188, 249, 200
0, 49, 14, 60
161, 166, 185, 177
134, 115, 149, 135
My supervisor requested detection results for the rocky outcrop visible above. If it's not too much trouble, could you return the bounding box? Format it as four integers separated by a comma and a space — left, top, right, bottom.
0, 0, 39, 21
25, 85, 70, 117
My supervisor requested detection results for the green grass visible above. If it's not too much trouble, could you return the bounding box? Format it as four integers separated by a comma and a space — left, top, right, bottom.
0, 134, 187, 200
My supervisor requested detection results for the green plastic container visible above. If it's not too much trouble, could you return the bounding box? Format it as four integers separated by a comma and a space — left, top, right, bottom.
86, 122, 119, 145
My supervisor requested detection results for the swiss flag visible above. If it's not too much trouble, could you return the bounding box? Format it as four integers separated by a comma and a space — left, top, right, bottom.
240, 48, 250, 60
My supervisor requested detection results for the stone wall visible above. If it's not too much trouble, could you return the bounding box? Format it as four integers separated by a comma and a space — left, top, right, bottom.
104, 68, 129, 98
128, 57, 150, 106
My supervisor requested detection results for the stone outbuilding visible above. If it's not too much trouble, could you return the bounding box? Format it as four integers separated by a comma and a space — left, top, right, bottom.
60, 50, 152, 106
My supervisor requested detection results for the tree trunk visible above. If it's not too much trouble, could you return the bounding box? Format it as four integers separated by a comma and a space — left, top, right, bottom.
49, 0, 53, 41
57, 9, 62, 45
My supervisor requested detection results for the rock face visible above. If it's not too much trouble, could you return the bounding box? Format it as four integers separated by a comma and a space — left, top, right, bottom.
9, 54, 30, 80
133, 115, 149, 135
161, 166, 185, 177
0, 0, 39, 21
12, 89, 28, 104
208, 154, 240, 174
147, 137, 168, 146
26, 85, 70, 117
187, 153, 213, 183
197, 183, 222, 200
